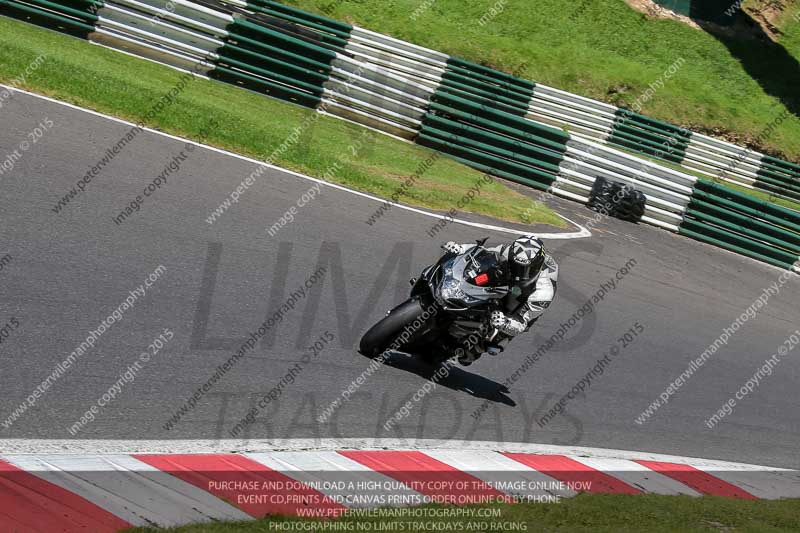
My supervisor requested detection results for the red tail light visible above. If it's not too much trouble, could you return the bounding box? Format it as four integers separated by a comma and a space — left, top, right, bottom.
475, 273, 489, 286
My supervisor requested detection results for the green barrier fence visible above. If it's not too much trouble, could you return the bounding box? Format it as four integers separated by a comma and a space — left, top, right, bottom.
686, 208, 800, 256
422, 125, 561, 177
223, 31, 332, 73
688, 199, 800, 251
430, 91, 569, 144
417, 136, 554, 192
610, 124, 687, 154
230, 18, 336, 63
1, 0, 94, 35
680, 178, 800, 269
213, 55, 322, 94
441, 70, 532, 105
615, 116, 690, 143
691, 189, 800, 235
245, 2, 350, 41
11, 0, 96, 21
436, 84, 530, 118
257, 0, 352, 34
608, 133, 685, 164
195, 0, 348, 51
447, 56, 535, 91
609, 108, 690, 164
208, 65, 322, 107
438, 77, 531, 115
616, 108, 689, 135
219, 42, 329, 84
679, 219, 798, 270
757, 162, 800, 184
752, 178, 800, 203
417, 133, 556, 190
754, 170, 800, 201
446, 65, 533, 99
755, 168, 800, 191
763, 155, 800, 176
2, 0, 332, 109
694, 180, 800, 229
423, 114, 565, 166
428, 103, 568, 153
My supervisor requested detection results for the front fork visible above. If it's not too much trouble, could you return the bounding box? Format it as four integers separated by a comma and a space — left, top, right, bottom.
456, 322, 504, 358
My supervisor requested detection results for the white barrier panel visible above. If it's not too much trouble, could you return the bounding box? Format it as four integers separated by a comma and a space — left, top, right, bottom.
351, 26, 450, 64
97, 5, 222, 56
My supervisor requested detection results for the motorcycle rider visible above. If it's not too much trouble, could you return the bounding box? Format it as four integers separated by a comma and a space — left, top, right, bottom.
442, 236, 558, 365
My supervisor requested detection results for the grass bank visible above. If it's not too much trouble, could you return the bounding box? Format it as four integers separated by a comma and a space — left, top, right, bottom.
128, 495, 800, 532
0, 17, 565, 228
290, 0, 800, 163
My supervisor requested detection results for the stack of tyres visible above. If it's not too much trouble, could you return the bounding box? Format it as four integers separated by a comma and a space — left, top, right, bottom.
588, 177, 618, 217
619, 188, 647, 222
588, 177, 647, 223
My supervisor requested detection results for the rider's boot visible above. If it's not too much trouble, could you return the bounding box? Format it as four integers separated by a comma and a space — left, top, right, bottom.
485, 344, 504, 356
456, 348, 481, 366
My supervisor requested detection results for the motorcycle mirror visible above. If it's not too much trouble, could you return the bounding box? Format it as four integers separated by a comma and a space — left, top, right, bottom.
476, 237, 489, 247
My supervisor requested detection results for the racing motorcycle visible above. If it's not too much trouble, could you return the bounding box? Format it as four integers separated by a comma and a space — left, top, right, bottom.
359, 238, 513, 365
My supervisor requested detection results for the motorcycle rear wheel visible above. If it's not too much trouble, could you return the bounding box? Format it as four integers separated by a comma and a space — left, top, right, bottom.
359, 299, 431, 358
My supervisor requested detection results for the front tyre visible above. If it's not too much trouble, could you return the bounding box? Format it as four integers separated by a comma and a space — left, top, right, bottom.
359, 299, 431, 358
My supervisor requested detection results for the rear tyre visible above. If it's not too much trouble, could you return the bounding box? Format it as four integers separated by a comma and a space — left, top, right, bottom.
359, 299, 431, 358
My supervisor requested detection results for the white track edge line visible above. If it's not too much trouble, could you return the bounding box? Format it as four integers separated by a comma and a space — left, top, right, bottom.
1, 84, 590, 240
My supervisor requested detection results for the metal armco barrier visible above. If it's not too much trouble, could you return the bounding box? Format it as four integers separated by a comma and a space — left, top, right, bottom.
2, 0, 798, 273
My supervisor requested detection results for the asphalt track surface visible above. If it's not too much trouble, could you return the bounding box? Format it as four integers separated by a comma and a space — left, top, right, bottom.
0, 90, 798, 468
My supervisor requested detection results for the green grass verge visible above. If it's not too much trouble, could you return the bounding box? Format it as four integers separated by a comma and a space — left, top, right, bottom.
290, 0, 800, 163
0, 16, 565, 228
777, 2, 800, 58
127, 496, 800, 532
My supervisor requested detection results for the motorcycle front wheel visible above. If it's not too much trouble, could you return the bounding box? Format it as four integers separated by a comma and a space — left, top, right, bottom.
359, 298, 433, 358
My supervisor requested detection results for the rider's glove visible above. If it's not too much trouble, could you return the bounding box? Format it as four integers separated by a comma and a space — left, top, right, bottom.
490, 310, 527, 336
489, 310, 508, 329
442, 241, 462, 254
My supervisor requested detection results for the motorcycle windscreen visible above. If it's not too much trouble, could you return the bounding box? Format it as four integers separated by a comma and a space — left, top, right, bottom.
465, 249, 506, 287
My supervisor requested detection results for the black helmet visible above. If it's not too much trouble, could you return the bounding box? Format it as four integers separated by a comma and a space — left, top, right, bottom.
509, 236, 546, 282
